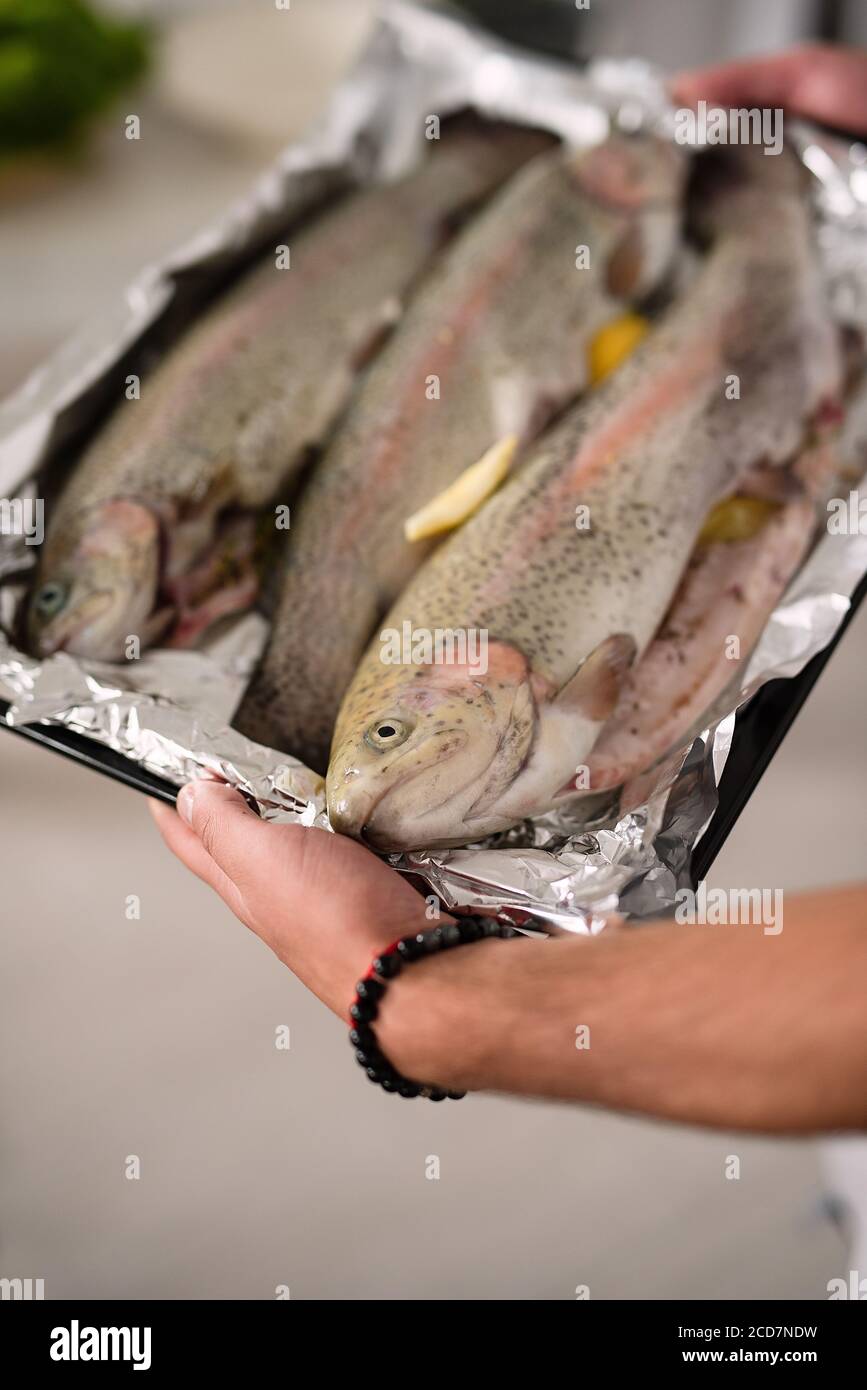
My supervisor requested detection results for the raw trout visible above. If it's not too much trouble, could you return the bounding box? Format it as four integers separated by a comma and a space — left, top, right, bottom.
234, 133, 685, 767
587, 387, 867, 797
26, 120, 549, 661
327, 149, 844, 851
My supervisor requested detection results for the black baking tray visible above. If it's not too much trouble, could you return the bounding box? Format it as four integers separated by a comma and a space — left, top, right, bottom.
0, 704, 178, 804
690, 568, 867, 881
1, 566, 864, 881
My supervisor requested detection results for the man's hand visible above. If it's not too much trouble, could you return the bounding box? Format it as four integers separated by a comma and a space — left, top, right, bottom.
149, 781, 435, 1018
150, 785, 867, 1128
671, 43, 867, 135
149, 781, 505, 1090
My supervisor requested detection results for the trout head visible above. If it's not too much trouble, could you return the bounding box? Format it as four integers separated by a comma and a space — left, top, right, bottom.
27, 499, 161, 660
326, 634, 638, 851
326, 643, 539, 852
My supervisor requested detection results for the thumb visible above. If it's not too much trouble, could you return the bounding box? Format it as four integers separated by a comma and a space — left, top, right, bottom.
153, 779, 447, 1017
177, 780, 270, 889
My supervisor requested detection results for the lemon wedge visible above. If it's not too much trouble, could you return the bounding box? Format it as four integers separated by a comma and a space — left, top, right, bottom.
588, 312, 649, 384
403, 434, 518, 541
698, 496, 780, 545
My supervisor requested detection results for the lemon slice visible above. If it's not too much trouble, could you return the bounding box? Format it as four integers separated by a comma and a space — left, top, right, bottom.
403, 435, 518, 541
588, 313, 649, 384
698, 496, 780, 545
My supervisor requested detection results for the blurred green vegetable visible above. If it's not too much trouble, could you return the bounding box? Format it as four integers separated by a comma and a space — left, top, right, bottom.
0, 0, 151, 156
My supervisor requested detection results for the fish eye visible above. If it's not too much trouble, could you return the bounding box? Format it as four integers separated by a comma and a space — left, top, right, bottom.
33, 580, 69, 619
364, 717, 412, 752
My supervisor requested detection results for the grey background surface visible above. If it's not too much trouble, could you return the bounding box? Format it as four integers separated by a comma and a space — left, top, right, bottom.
0, 0, 863, 1299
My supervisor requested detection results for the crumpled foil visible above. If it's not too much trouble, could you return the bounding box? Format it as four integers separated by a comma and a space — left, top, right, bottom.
1, 0, 866, 935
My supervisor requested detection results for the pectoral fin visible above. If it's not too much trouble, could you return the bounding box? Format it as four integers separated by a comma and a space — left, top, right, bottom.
556, 633, 637, 723
606, 223, 645, 299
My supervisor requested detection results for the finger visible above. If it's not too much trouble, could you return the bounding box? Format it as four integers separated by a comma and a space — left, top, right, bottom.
175, 781, 274, 890
670, 50, 807, 111
790, 47, 867, 134
153, 782, 437, 1015
671, 45, 867, 134
150, 791, 324, 982
148, 797, 246, 918
168, 781, 367, 953
175, 781, 420, 938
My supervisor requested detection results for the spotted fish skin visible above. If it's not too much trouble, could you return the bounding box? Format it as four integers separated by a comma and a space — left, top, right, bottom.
27, 121, 549, 662
587, 377, 867, 799
327, 149, 844, 851
235, 134, 686, 768
586, 478, 825, 796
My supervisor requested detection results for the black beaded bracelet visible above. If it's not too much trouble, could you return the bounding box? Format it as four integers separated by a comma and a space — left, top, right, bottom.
348, 914, 515, 1100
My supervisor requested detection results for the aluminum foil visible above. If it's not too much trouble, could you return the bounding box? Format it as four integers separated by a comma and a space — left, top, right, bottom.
1, 0, 866, 935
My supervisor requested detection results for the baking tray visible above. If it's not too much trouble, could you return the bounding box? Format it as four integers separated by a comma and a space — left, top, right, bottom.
2, 2, 866, 932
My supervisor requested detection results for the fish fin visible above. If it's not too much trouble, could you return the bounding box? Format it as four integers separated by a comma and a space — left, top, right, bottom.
555, 634, 637, 723
606, 222, 645, 299
167, 572, 260, 649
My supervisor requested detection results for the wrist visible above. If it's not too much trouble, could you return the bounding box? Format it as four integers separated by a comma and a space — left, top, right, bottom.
373, 930, 533, 1092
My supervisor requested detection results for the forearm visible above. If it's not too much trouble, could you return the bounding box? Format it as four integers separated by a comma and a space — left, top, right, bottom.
377, 886, 867, 1132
